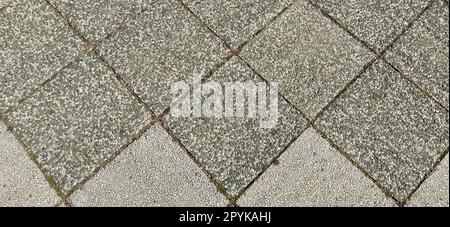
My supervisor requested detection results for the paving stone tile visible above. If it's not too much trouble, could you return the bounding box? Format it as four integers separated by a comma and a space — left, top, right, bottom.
48, 0, 157, 43
238, 128, 396, 207
407, 154, 449, 207
182, 0, 292, 49
310, 0, 430, 52
315, 60, 449, 202
99, 0, 229, 115
71, 124, 227, 207
164, 57, 308, 196
0, 0, 84, 113
385, 1, 449, 109
0, 122, 60, 207
240, 0, 373, 119
3, 55, 150, 193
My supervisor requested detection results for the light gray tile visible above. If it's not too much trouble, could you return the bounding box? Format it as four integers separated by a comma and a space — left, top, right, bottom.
4, 55, 150, 193
407, 154, 449, 207
71, 124, 227, 207
238, 128, 396, 207
0, 122, 59, 207
183, 0, 292, 49
48, 0, 157, 43
316, 60, 449, 202
99, 0, 229, 115
164, 57, 308, 196
310, 0, 429, 52
0, 0, 84, 113
241, 0, 373, 119
385, 1, 449, 109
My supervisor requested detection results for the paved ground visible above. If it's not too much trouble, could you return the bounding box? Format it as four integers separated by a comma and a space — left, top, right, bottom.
0, 0, 448, 207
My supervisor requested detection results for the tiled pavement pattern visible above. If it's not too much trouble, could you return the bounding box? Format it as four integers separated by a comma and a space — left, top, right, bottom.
0, 0, 448, 207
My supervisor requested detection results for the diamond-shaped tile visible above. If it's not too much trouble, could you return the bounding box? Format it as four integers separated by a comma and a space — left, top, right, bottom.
99, 0, 229, 115
182, 0, 292, 49
164, 57, 308, 196
241, 0, 373, 119
0, 0, 84, 113
316, 60, 449, 202
48, 0, 157, 43
3, 55, 150, 193
385, 1, 449, 109
310, 0, 430, 52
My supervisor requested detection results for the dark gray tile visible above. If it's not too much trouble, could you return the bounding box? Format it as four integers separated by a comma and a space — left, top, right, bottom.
164, 57, 308, 196
385, 1, 449, 109
0, 0, 84, 113
4, 55, 150, 193
310, 0, 430, 52
183, 0, 292, 49
48, 0, 157, 43
316, 60, 449, 202
99, 0, 229, 115
241, 0, 373, 119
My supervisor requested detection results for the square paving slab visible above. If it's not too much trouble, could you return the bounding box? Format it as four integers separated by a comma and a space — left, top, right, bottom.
48, 0, 157, 43
0, 0, 84, 113
164, 57, 308, 196
316, 60, 449, 202
241, 0, 373, 119
3, 55, 150, 193
182, 0, 292, 49
310, 0, 430, 52
385, 1, 449, 109
99, 0, 229, 115
71, 124, 227, 207
238, 128, 395, 207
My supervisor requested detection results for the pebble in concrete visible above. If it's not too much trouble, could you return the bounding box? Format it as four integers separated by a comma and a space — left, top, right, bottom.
407, 154, 449, 207
238, 128, 396, 207
240, 0, 373, 119
385, 1, 449, 109
316, 60, 449, 202
0, 0, 84, 113
182, 0, 292, 49
71, 124, 227, 207
310, 0, 429, 52
0, 122, 59, 207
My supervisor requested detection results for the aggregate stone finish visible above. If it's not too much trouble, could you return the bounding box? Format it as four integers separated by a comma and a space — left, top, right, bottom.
48, 0, 157, 43
182, 0, 292, 49
0, 0, 84, 113
315, 60, 449, 202
164, 57, 308, 196
238, 128, 396, 207
99, 0, 229, 115
0, 122, 60, 207
71, 124, 227, 207
3, 55, 150, 193
0, 0, 9, 9
240, 0, 373, 119
385, 1, 449, 109
309, 0, 430, 52
407, 154, 449, 207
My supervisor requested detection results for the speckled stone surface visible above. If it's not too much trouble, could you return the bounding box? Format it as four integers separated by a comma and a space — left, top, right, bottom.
407, 154, 449, 207
3, 55, 150, 193
316, 60, 449, 202
310, 0, 430, 52
238, 128, 396, 207
164, 57, 308, 196
48, 0, 157, 43
182, 0, 292, 49
240, 0, 373, 119
71, 124, 227, 207
385, 1, 449, 109
0, 0, 9, 9
98, 0, 229, 115
0, 0, 84, 113
0, 122, 60, 207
